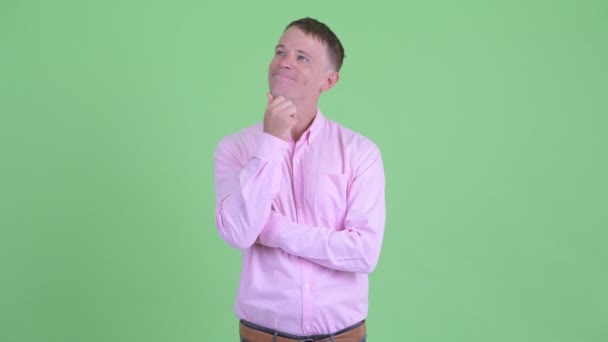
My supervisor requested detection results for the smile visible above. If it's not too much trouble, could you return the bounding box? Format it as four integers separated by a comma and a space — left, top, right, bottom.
274, 73, 295, 80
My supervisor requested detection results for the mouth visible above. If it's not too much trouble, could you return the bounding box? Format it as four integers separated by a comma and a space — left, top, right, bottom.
273, 73, 295, 81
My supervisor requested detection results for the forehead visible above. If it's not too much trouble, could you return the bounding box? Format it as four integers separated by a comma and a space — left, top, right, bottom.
277, 27, 328, 57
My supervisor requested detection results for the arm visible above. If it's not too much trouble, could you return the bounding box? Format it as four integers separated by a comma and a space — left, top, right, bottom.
259, 143, 386, 273
214, 133, 288, 249
214, 93, 296, 249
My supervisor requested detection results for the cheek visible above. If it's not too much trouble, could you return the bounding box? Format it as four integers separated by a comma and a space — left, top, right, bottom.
303, 74, 320, 88
268, 59, 279, 71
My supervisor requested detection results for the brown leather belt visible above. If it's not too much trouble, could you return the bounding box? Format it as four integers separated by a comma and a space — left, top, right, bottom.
239, 320, 366, 342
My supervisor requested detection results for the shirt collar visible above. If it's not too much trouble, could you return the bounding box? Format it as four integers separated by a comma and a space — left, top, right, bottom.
302, 108, 325, 145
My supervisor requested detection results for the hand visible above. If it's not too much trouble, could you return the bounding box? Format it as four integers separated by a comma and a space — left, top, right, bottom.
263, 92, 296, 141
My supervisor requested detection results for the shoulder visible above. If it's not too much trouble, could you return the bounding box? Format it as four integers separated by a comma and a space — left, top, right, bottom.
214, 122, 265, 163
324, 117, 382, 156
215, 122, 263, 152
320, 117, 384, 177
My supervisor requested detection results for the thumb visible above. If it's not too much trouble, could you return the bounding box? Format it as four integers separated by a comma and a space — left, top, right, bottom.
267, 92, 274, 104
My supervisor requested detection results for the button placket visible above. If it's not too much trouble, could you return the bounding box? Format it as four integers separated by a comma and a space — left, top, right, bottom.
292, 143, 306, 217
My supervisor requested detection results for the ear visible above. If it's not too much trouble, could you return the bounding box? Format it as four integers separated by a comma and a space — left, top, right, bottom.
320, 70, 340, 93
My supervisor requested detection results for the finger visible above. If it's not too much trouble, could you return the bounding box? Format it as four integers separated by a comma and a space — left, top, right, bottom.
285, 105, 297, 117
267, 95, 287, 111
267, 92, 274, 104
279, 104, 296, 119
280, 103, 297, 118
271, 99, 295, 114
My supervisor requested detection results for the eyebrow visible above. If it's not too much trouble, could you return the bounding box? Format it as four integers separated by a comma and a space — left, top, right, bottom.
275, 44, 313, 60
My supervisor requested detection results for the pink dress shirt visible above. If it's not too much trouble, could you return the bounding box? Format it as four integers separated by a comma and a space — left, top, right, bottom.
214, 110, 386, 335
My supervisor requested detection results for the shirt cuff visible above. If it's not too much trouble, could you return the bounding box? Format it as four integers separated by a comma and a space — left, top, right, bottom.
254, 133, 289, 162
259, 212, 288, 248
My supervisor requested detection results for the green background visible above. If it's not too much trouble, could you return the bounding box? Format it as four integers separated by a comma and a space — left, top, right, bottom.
1, 0, 606, 341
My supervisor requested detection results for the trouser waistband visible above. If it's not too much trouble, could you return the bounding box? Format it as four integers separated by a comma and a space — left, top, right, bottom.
239, 319, 366, 342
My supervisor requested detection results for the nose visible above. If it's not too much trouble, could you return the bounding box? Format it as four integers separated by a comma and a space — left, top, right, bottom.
278, 52, 294, 69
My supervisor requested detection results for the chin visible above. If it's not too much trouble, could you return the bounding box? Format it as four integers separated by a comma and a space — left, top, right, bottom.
270, 83, 298, 98
270, 88, 290, 98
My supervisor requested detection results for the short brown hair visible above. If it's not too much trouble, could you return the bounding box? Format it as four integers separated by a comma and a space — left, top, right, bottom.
285, 17, 345, 71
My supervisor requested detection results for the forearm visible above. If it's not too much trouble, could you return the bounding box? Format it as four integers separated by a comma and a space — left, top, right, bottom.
260, 210, 385, 273
258, 145, 386, 272
214, 133, 288, 249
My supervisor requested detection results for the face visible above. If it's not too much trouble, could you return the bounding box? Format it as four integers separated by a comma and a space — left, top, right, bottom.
268, 27, 337, 103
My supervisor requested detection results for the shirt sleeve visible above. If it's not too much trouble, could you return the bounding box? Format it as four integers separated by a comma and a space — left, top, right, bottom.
214, 132, 289, 250
258, 143, 386, 273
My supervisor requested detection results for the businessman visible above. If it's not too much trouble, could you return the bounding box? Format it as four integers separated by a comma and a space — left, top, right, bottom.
214, 17, 386, 342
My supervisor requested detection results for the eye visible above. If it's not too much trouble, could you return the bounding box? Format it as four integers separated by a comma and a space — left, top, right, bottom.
297, 55, 309, 62
275, 50, 285, 56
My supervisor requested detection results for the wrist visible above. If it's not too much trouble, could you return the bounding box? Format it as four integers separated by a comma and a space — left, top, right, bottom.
255, 133, 289, 161
259, 212, 286, 248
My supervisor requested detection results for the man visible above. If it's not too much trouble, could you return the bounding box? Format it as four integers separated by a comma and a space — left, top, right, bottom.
214, 17, 386, 342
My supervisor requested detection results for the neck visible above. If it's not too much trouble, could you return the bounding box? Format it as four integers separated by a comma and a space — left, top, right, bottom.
291, 100, 318, 141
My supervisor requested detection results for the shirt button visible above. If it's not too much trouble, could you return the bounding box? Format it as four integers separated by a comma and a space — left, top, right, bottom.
294, 158, 300, 164
304, 283, 310, 290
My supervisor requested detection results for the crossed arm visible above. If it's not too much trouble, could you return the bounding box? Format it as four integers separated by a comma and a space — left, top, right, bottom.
214, 133, 386, 274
